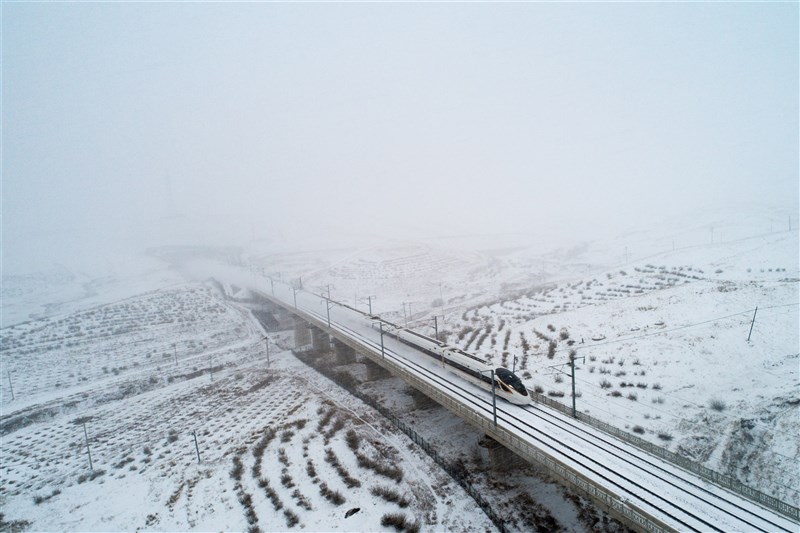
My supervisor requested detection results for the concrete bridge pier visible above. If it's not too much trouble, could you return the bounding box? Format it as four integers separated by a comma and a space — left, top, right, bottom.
311, 326, 331, 352
333, 338, 357, 365
409, 387, 437, 409
363, 358, 393, 381
478, 435, 525, 471
293, 318, 311, 349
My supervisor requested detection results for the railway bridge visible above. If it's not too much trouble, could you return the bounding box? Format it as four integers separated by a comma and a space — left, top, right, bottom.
239, 275, 798, 533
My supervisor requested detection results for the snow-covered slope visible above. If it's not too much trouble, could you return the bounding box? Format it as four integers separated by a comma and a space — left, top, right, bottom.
246, 204, 799, 505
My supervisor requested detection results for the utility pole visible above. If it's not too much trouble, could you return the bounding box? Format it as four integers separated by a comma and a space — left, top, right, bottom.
548, 353, 583, 418
747, 306, 759, 342
270, 278, 275, 296
83, 422, 93, 471
293, 287, 298, 308
192, 431, 201, 463
7, 371, 14, 401
325, 297, 334, 328
379, 323, 385, 358
366, 295, 375, 315
431, 315, 444, 342
402, 302, 411, 328
569, 351, 585, 418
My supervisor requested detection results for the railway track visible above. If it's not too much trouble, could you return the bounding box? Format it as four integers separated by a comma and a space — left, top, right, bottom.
264, 283, 798, 532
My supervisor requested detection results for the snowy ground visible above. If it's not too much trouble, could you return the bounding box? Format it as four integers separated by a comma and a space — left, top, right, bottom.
0, 280, 497, 531
243, 205, 799, 507
1, 204, 797, 531
1, 269, 620, 532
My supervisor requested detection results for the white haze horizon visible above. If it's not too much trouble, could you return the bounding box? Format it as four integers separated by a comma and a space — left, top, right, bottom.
3, 2, 798, 275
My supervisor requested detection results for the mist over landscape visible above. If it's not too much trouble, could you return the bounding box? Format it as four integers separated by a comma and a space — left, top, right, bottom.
2, 2, 799, 532
4, 1, 798, 272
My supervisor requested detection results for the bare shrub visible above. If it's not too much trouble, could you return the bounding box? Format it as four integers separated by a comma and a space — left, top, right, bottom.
709, 399, 727, 412
230, 456, 244, 481
345, 429, 360, 451
627, 392, 638, 401
610, 390, 622, 397
283, 509, 299, 528
371, 486, 410, 508
291, 489, 313, 511
317, 409, 335, 432
657, 432, 673, 442
324, 448, 361, 488
547, 341, 557, 359
381, 513, 419, 532
355, 451, 403, 483
599, 379, 612, 389
319, 482, 345, 505
632, 426, 645, 434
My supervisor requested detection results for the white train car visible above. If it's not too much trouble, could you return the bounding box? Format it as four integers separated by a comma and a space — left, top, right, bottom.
384, 324, 531, 406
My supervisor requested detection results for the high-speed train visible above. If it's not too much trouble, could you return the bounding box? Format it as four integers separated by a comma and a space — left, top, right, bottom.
379, 323, 532, 406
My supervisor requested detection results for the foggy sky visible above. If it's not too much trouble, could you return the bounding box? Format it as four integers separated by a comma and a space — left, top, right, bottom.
3, 2, 798, 269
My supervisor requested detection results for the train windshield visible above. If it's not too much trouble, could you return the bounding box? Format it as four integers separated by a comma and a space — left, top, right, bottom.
495, 368, 529, 396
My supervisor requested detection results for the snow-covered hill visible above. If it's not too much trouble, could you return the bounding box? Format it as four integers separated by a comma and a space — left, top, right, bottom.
245, 204, 799, 505
1, 204, 797, 531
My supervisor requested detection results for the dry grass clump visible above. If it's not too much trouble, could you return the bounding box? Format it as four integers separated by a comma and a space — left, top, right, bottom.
381, 513, 420, 533
324, 448, 361, 488
709, 399, 727, 412
319, 482, 346, 505
354, 451, 403, 483
345, 429, 360, 451
371, 486, 410, 508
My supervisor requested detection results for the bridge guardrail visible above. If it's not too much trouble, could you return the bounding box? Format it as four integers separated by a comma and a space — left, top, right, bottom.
254, 287, 798, 526
260, 291, 674, 533
529, 391, 800, 522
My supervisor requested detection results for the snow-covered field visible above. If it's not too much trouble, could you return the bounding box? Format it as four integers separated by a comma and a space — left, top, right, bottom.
244, 205, 799, 507
0, 280, 502, 531
1, 205, 797, 530
1, 268, 614, 531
